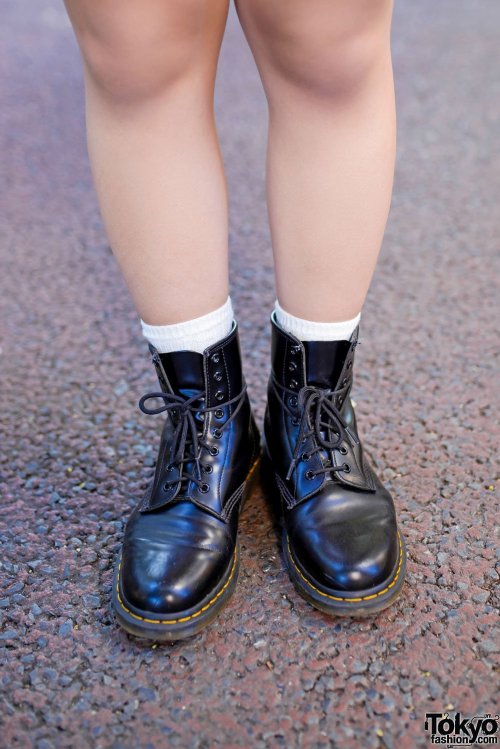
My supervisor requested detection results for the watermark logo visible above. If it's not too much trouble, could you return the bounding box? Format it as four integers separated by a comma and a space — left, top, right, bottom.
424, 712, 499, 745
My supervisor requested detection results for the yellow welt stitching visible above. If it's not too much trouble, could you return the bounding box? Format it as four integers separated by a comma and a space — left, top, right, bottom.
287, 531, 404, 603
115, 458, 259, 626
246, 456, 260, 481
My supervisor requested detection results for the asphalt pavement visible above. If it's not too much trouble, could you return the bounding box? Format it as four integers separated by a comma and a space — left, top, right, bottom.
1, 1, 499, 747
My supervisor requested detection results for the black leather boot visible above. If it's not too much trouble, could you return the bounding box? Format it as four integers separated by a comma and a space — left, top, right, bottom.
263, 312, 406, 616
113, 324, 260, 639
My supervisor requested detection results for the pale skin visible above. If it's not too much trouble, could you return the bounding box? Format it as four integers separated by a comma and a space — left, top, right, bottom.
64, 0, 396, 325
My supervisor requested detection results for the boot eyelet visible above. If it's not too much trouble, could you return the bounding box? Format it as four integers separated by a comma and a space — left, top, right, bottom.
213, 428, 222, 439
291, 345, 301, 354
289, 396, 298, 407
215, 408, 224, 419
203, 465, 213, 474
291, 417, 300, 426
165, 464, 173, 473
343, 463, 351, 473
199, 483, 210, 493
214, 371, 223, 382
211, 354, 220, 364
342, 378, 348, 387
301, 453, 310, 462
288, 362, 297, 372
289, 380, 298, 390
340, 446, 348, 455
347, 360, 352, 369
215, 391, 224, 401
305, 470, 315, 480
210, 446, 219, 456
163, 483, 171, 491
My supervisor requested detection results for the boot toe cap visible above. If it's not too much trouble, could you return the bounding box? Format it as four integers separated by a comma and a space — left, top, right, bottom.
288, 490, 400, 594
119, 543, 230, 616
290, 526, 400, 593
117, 506, 233, 617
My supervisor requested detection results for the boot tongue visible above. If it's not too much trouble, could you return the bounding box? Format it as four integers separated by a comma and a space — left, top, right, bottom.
302, 339, 351, 390
158, 350, 205, 399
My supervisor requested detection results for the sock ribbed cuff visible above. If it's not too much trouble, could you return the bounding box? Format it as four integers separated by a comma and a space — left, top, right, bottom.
141, 297, 234, 354
274, 300, 360, 342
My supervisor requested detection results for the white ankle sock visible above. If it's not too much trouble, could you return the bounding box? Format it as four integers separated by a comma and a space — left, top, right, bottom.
274, 300, 360, 342
141, 297, 234, 354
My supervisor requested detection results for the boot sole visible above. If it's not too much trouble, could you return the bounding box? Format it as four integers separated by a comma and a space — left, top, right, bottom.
261, 449, 407, 617
112, 455, 261, 641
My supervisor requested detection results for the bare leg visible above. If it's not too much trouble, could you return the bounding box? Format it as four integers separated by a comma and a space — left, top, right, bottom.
64, 0, 230, 324
235, 0, 396, 321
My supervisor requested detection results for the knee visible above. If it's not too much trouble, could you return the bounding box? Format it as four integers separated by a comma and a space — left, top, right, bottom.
249, 0, 393, 100
72, 1, 216, 104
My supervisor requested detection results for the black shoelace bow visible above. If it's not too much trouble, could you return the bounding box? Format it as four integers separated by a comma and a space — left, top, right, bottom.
271, 375, 352, 482
139, 386, 247, 493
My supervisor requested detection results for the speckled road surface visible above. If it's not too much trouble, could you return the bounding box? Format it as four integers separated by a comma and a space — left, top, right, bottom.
1, 2, 499, 748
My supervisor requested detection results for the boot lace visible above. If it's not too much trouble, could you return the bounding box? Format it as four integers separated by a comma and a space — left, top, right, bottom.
139, 386, 247, 493
271, 376, 352, 482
